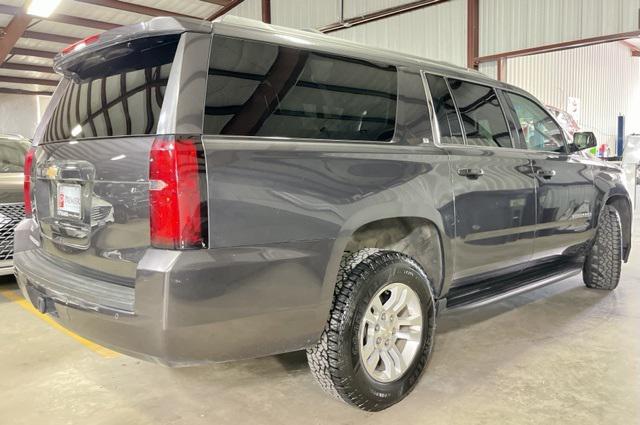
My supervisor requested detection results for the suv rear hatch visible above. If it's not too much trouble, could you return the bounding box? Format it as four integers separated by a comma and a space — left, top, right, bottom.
30, 18, 211, 286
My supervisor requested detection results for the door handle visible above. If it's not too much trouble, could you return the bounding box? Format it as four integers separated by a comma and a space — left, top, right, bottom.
457, 168, 485, 179
537, 169, 557, 179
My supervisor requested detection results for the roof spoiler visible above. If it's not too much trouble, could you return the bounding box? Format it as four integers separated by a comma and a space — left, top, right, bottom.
54, 16, 212, 75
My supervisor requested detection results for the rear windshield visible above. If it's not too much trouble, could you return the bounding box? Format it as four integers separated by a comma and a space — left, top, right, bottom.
42, 35, 180, 143
0, 138, 30, 173
204, 36, 398, 142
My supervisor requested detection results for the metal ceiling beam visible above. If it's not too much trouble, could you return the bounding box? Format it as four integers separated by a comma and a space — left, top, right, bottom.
200, 0, 236, 6
318, 0, 450, 33
10, 47, 56, 59
74, 0, 201, 19
207, 0, 245, 20
620, 40, 640, 57
0, 62, 54, 73
0, 8, 32, 64
22, 30, 79, 45
476, 30, 640, 63
1, 28, 79, 45
0, 4, 118, 30
48, 12, 118, 30
0, 75, 59, 86
0, 87, 54, 95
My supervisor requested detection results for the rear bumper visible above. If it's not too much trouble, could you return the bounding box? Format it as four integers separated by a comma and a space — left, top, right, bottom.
13, 247, 180, 364
13, 219, 331, 366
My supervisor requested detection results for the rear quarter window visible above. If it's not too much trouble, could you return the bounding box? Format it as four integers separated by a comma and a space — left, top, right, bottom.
204, 36, 398, 142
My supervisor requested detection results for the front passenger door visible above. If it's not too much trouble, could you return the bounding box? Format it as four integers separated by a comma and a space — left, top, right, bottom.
504, 92, 597, 262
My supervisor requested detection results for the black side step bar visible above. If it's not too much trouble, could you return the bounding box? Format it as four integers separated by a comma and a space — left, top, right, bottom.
445, 262, 583, 311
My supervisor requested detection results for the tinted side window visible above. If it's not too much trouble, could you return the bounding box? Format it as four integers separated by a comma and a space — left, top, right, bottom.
448, 79, 512, 148
204, 36, 398, 142
507, 93, 566, 153
425, 74, 463, 145
397, 70, 433, 145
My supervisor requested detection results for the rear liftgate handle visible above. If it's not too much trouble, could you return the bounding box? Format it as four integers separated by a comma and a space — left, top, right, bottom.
537, 169, 557, 179
457, 168, 485, 179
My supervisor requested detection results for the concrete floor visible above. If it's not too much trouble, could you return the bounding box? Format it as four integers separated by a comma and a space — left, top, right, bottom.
1, 219, 639, 425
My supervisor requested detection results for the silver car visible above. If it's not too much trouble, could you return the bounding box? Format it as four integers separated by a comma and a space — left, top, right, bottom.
0, 134, 29, 276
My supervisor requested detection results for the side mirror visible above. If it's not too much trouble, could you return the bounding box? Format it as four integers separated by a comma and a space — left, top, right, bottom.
572, 132, 597, 152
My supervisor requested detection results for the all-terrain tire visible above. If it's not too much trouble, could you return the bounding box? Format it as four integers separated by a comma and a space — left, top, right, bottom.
583, 205, 623, 290
306, 249, 436, 411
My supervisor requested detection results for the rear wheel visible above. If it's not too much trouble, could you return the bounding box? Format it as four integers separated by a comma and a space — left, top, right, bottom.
583, 205, 623, 290
306, 249, 436, 411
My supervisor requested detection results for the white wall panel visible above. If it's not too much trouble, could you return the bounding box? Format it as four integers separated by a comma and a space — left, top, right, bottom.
505, 42, 640, 152
480, 0, 640, 56
0, 95, 40, 138
272, 0, 341, 29
479, 61, 497, 79
228, 0, 262, 21
331, 0, 467, 67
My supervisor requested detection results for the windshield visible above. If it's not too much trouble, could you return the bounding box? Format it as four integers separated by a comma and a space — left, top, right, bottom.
0, 138, 30, 173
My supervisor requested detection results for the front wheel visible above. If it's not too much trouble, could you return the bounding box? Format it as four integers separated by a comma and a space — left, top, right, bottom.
306, 249, 436, 411
583, 205, 623, 290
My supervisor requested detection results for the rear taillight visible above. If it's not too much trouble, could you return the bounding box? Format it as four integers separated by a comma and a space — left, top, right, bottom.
61, 33, 100, 55
23, 147, 35, 218
149, 138, 206, 250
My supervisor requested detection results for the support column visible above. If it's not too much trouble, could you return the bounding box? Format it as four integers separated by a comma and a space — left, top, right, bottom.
467, 0, 479, 69
497, 58, 506, 81
262, 0, 271, 23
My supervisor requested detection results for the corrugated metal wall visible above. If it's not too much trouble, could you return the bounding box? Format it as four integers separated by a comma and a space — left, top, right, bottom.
272, 0, 341, 29
230, 0, 640, 59
0, 94, 43, 137
505, 41, 640, 151
228, 0, 262, 21
480, 0, 640, 56
343, 0, 423, 19
330, 0, 467, 67
228, 0, 468, 66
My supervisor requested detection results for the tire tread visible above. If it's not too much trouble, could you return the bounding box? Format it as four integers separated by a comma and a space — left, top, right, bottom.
584, 205, 623, 290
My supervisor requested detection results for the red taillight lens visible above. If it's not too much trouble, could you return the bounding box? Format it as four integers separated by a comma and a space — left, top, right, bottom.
23, 147, 35, 218
149, 138, 205, 249
61, 34, 100, 55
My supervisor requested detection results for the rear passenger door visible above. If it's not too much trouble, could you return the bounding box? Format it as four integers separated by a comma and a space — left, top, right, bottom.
503, 92, 597, 262
424, 74, 536, 285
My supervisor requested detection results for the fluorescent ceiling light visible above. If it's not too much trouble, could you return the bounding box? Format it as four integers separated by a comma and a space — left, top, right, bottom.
27, 0, 63, 18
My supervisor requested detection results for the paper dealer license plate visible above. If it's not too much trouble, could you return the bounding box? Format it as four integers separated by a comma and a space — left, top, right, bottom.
56, 183, 82, 219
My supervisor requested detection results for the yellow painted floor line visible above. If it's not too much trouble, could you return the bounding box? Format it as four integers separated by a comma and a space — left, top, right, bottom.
0, 289, 120, 359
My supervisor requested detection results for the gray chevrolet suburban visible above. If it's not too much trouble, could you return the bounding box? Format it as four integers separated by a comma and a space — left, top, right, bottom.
14, 16, 632, 411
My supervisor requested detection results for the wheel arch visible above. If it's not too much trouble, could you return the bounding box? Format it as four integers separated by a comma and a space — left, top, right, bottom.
319, 209, 452, 321
343, 217, 446, 296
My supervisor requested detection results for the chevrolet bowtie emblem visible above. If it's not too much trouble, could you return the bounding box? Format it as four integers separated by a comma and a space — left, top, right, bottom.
46, 165, 58, 179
